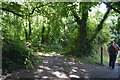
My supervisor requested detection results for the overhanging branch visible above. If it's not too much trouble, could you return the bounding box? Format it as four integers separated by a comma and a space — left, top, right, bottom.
0, 3, 52, 17
29, 3, 51, 15
102, 2, 120, 14
72, 10, 82, 26
0, 8, 24, 17
89, 7, 112, 42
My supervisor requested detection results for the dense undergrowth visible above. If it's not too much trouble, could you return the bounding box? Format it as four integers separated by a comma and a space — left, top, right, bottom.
2, 39, 42, 75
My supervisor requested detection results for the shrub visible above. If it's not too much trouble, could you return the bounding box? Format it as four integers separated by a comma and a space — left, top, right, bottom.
2, 39, 42, 74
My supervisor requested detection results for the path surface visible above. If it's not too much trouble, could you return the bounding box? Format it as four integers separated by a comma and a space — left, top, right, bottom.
2, 53, 120, 79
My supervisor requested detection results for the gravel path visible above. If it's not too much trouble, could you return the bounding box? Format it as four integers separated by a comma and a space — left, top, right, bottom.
2, 53, 120, 80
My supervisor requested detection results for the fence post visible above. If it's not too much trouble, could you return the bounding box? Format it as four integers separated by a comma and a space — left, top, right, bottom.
101, 47, 103, 65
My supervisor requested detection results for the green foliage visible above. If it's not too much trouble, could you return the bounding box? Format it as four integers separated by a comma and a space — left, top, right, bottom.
41, 43, 63, 52
1, 2, 120, 75
62, 49, 109, 66
117, 54, 120, 63
2, 39, 26, 74
2, 39, 42, 74
3, 39, 29, 63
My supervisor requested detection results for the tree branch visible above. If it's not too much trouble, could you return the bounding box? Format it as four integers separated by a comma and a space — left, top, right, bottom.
102, 2, 120, 14
0, 3, 52, 17
72, 10, 82, 26
0, 7, 24, 17
29, 3, 51, 15
89, 7, 112, 42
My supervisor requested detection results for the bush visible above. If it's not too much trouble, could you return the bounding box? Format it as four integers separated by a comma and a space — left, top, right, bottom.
41, 43, 63, 52
2, 39, 42, 74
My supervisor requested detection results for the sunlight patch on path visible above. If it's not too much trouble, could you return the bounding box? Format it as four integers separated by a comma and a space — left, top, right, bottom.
35, 69, 43, 73
34, 75, 39, 78
39, 66, 52, 71
69, 75, 80, 78
37, 52, 61, 56
42, 76, 49, 78
52, 71, 68, 78
68, 62, 75, 65
80, 69, 87, 72
71, 69, 77, 72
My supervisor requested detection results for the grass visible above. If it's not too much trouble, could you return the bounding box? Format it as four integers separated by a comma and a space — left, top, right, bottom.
72, 51, 120, 66
61, 51, 109, 66
117, 51, 120, 63
117, 56, 120, 63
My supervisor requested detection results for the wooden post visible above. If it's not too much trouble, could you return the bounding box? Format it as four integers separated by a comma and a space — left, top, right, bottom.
101, 47, 103, 65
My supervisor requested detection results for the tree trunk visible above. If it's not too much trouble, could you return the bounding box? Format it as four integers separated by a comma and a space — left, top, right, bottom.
77, 7, 89, 56
71, 4, 90, 57
79, 8, 88, 46
28, 18, 31, 40
24, 27, 28, 41
41, 25, 45, 44
24, 18, 29, 41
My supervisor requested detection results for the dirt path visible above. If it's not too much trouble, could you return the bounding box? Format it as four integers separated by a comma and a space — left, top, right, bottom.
2, 53, 120, 79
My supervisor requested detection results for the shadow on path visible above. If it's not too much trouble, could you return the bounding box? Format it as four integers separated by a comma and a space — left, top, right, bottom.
2, 53, 120, 80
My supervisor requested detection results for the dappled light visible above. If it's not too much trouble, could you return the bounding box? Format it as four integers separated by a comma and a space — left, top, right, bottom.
2, 53, 120, 79
34, 75, 39, 78
80, 69, 87, 72
71, 69, 77, 72
43, 61, 48, 63
42, 76, 48, 78
68, 62, 76, 65
37, 52, 61, 57
52, 71, 68, 78
35, 69, 43, 73
1, 1, 120, 79
72, 67, 78, 70
69, 75, 80, 78
39, 66, 52, 71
